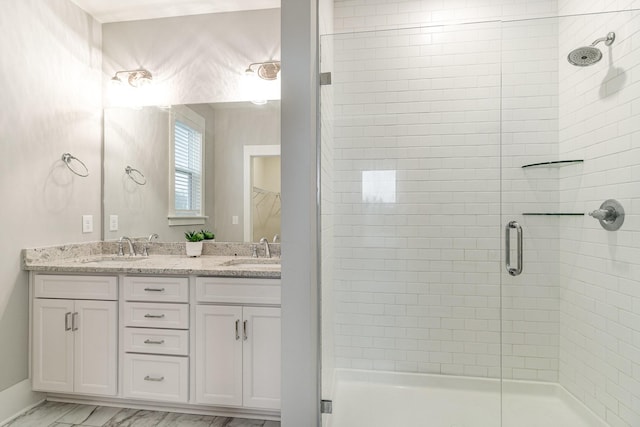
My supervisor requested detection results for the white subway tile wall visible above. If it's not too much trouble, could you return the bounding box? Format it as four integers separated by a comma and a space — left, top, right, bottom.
557, 7, 640, 427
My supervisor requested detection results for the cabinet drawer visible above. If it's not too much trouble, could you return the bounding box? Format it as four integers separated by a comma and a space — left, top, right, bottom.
34, 275, 117, 300
123, 354, 188, 403
124, 302, 189, 329
123, 276, 188, 303
124, 328, 188, 356
196, 277, 281, 305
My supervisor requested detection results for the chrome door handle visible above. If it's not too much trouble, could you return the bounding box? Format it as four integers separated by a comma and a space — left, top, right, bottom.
235, 320, 240, 340
65, 312, 72, 331
243, 320, 248, 341
72, 312, 79, 331
505, 221, 523, 276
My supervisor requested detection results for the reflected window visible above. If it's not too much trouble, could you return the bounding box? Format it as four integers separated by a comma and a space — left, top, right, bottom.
170, 106, 205, 222
362, 170, 396, 203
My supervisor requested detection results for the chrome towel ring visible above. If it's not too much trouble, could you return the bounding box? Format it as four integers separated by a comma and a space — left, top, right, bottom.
61, 153, 89, 177
125, 165, 147, 185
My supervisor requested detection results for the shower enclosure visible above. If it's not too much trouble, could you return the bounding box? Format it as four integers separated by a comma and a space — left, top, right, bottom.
320, 7, 640, 427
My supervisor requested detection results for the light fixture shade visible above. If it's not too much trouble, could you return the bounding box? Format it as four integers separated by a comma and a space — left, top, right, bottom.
111, 68, 153, 88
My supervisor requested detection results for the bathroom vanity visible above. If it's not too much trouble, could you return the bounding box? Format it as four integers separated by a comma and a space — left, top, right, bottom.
23, 242, 281, 420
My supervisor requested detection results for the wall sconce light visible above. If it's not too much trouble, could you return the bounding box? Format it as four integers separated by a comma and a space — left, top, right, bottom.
243, 61, 280, 105
244, 61, 281, 80
110, 69, 153, 88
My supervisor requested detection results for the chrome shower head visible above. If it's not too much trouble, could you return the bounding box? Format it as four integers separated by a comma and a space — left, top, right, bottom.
568, 46, 603, 66
567, 32, 615, 67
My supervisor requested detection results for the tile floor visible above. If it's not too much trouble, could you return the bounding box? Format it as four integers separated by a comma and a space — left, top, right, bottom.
3, 401, 280, 427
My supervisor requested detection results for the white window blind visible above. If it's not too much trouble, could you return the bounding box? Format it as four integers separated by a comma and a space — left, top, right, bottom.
169, 106, 205, 222
174, 120, 202, 214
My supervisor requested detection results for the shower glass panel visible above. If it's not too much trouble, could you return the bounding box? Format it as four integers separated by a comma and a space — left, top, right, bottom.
320, 21, 503, 426
321, 7, 639, 427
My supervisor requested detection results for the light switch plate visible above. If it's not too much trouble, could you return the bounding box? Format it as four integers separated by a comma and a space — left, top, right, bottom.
109, 215, 119, 232
232, 215, 239, 225
82, 215, 93, 233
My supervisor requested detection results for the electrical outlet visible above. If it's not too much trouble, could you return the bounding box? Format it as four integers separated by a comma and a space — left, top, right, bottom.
82, 215, 93, 233
232, 215, 239, 225
109, 215, 119, 232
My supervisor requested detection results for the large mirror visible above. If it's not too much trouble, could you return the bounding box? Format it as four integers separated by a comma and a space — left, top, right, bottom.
103, 101, 281, 242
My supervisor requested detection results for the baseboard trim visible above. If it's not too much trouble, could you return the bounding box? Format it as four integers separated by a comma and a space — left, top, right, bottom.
0, 380, 44, 426
46, 394, 280, 422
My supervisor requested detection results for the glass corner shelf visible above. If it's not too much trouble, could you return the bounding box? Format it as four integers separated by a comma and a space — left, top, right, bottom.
521, 160, 583, 169
522, 213, 584, 216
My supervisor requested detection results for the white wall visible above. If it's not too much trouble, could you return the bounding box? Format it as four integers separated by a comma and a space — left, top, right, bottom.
0, 0, 102, 411
102, 8, 281, 106
557, 5, 640, 427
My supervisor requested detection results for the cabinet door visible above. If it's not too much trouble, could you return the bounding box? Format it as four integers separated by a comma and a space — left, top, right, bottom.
32, 299, 74, 393
74, 300, 118, 396
242, 306, 281, 410
195, 305, 243, 406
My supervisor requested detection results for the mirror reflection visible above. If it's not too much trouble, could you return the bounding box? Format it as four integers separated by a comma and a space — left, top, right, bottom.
103, 101, 281, 243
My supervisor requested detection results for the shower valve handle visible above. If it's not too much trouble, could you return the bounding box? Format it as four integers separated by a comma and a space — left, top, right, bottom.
588, 207, 616, 222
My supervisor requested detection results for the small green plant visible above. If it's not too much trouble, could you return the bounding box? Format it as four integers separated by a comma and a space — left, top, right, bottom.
184, 231, 204, 242
200, 229, 215, 240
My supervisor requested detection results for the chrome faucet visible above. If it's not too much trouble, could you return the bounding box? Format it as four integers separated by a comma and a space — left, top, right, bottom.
273, 234, 280, 243
142, 233, 159, 256
259, 237, 271, 258
118, 236, 136, 256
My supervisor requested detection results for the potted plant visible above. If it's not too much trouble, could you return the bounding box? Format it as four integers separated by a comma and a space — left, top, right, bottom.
184, 231, 204, 257
201, 229, 215, 242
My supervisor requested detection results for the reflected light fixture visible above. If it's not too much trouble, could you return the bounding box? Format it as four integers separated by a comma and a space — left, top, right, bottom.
244, 61, 281, 80
110, 68, 153, 88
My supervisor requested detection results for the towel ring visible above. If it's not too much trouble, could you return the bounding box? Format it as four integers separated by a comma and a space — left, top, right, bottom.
125, 166, 147, 185
61, 153, 89, 177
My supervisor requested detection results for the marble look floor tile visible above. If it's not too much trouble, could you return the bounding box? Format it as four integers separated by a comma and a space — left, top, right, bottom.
155, 413, 216, 427
225, 419, 267, 426
101, 409, 168, 427
4, 402, 77, 427
56, 405, 122, 426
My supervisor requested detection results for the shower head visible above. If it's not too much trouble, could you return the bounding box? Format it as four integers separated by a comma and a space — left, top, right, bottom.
567, 32, 615, 67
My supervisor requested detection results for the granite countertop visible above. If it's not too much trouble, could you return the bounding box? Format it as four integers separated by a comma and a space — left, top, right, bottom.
22, 242, 281, 279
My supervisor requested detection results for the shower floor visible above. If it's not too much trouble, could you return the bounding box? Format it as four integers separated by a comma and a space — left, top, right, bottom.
326, 370, 607, 427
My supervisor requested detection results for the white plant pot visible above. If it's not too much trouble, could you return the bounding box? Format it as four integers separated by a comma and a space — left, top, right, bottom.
186, 241, 203, 257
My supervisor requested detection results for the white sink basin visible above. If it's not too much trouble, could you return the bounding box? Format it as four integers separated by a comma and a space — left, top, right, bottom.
222, 258, 280, 268
80, 256, 147, 264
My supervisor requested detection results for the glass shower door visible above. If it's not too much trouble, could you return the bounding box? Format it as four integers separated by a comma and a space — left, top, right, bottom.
320, 21, 504, 427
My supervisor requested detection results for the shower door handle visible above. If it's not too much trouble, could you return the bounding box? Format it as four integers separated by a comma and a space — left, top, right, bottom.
505, 221, 523, 276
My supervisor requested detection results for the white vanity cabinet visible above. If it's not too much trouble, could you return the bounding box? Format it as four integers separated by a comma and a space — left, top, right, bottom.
32, 275, 118, 396
195, 277, 281, 410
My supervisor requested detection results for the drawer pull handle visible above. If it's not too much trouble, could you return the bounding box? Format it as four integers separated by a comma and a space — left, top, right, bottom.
235, 319, 240, 340
144, 314, 165, 319
144, 376, 165, 382
243, 320, 248, 341
72, 312, 79, 331
144, 287, 165, 292
144, 339, 165, 345
65, 312, 72, 331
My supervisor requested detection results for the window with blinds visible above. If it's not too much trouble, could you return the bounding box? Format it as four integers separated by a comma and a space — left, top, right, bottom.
174, 120, 202, 214
170, 106, 205, 221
